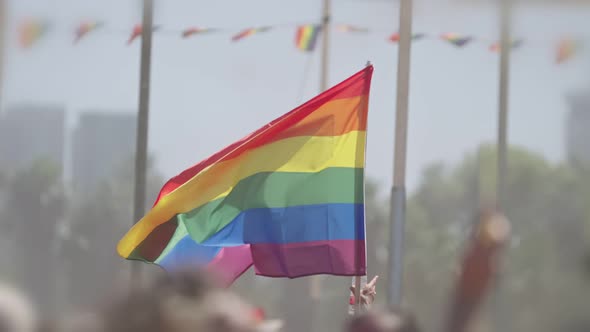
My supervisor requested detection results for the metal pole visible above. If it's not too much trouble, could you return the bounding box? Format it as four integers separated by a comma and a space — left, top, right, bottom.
0, 0, 6, 114
131, 0, 154, 286
351, 61, 373, 315
310, 0, 331, 301
388, 0, 413, 306
494, 0, 511, 330
497, 0, 511, 210
320, 0, 331, 92
475, 144, 482, 213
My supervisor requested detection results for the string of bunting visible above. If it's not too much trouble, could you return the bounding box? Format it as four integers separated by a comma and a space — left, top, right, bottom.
16, 19, 586, 64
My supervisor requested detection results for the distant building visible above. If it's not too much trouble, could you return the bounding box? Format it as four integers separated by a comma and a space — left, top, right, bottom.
566, 92, 590, 165
0, 105, 66, 173
72, 111, 136, 192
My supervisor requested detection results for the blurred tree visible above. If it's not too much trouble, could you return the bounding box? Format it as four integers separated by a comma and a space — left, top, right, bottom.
0, 168, 8, 230
365, 179, 389, 278
0, 168, 6, 188
0, 158, 65, 315
60, 155, 163, 310
402, 144, 590, 332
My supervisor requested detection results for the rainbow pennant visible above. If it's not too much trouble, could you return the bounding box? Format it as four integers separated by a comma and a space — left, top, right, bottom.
74, 21, 103, 44
336, 24, 369, 33
388, 32, 425, 43
295, 25, 321, 52
440, 33, 472, 47
19, 20, 48, 49
117, 66, 373, 284
556, 38, 580, 64
489, 39, 523, 53
231, 27, 271, 42
182, 27, 213, 38
127, 24, 160, 45
127, 24, 143, 45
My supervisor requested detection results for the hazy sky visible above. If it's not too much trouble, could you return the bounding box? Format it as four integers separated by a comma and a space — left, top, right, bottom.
3, 0, 589, 193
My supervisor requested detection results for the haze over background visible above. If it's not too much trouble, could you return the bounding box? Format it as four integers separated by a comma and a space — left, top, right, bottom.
1, 2, 589, 332
4, 0, 588, 192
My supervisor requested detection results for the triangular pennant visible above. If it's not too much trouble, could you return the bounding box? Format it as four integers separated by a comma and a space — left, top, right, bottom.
440, 33, 472, 47
335, 24, 369, 33
127, 24, 160, 45
389, 32, 425, 43
489, 39, 523, 53
19, 19, 49, 49
556, 38, 581, 64
231, 27, 272, 42
181, 27, 214, 38
74, 21, 103, 44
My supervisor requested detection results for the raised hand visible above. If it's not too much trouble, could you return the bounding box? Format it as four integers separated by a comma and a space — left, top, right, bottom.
350, 275, 379, 307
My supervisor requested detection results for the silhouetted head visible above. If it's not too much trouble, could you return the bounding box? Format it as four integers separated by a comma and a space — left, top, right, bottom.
153, 267, 217, 300
100, 268, 279, 332
0, 284, 36, 332
346, 307, 420, 332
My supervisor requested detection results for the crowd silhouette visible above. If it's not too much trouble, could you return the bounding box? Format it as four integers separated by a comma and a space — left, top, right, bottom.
0, 209, 514, 332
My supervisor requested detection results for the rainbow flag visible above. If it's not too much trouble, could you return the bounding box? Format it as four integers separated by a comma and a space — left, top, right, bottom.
117, 66, 372, 283
19, 20, 48, 49
440, 33, 472, 47
295, 25, 321, 52
74, 21, 103, 44
231, 27, 271, 42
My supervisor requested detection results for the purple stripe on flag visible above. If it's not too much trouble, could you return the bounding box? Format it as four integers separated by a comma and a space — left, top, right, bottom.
207, 244, 253, 286
251, 240, 365, 278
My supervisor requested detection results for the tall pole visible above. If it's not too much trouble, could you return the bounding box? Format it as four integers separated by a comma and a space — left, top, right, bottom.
320, 0, 331, 92
470, 144, 482, 225
388, 0, 413, 306
310, 0, 331, 301
0, 0, 6, 114
131, 0, 154, 286
494, 0, 511, 330
497, 0, 511, 210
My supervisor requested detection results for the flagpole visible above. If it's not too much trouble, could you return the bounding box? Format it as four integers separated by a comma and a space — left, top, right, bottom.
351, 61, 373, 316
388, 0, 413, 306
475, 144, 482, 211
493, 0, 512, 329
131, 0, 154, 287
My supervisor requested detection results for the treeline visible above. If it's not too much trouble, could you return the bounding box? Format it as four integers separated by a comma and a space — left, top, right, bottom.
0, 145, 588, 331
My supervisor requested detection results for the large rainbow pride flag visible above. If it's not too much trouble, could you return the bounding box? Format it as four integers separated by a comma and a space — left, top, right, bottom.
117, 66, 373, 284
